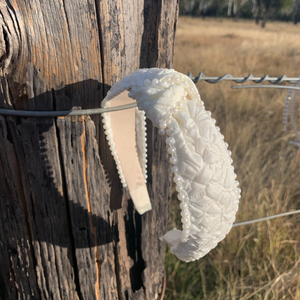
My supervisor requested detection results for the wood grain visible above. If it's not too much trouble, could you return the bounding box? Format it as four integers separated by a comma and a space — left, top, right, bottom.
0, 0, 179, 299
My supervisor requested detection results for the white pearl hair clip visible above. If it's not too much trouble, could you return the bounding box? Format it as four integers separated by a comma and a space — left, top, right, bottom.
101, 68, 240, 262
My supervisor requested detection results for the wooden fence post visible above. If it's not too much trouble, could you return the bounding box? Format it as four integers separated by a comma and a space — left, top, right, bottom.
0, 1, 179, 299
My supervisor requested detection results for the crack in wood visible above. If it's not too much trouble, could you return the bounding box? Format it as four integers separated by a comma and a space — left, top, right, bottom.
55, 116, 83, 300
80, 116, 101, 300
94, 0, 106, 98
112, 219, 123, 300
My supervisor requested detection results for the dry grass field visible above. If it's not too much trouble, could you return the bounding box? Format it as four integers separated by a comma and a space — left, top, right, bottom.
164, 17, 300, 299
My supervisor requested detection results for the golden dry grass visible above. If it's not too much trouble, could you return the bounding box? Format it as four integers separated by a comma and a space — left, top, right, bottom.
165, 17, 300, 300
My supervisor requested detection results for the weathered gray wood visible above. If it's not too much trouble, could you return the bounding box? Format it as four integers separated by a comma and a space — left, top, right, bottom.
0, 0, 179, 299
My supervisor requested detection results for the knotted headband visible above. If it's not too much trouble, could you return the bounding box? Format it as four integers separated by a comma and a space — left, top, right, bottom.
101, 68, 240, 262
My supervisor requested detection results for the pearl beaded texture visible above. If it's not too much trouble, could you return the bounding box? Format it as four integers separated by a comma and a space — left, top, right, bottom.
101, 68, 240, 262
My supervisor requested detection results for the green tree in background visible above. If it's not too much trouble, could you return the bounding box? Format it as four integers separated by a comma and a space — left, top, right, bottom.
294, 0, 299, 23
179, 0, 298, 27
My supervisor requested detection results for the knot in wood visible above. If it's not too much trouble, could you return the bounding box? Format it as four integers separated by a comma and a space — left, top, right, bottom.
0, 2, 21, 74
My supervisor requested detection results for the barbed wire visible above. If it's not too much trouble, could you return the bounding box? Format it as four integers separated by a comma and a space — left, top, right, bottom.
188, 72, 300, 84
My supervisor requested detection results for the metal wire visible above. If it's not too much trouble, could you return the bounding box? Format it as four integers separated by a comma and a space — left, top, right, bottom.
233, 210, 300, 227
0, 103, 137, 117
188, 72, 300, 85
232, 85, 300, 91
230, 83, 300, 227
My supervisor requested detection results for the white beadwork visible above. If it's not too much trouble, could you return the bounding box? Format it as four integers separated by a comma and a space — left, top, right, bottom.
101, 68, 240, 262
135, 108, 148, 183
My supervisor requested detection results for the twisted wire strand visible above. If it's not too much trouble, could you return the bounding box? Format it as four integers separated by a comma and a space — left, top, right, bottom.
0, 103, 137, 117
232, 85, 300, 91
189, 72, 300, 85
233, 210, 300, 227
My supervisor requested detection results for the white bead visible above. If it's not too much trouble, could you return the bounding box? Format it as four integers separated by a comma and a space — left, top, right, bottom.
166, 137, 175, 145
152, 78, 159, 85
171, 166, 178, 173
130, 81, 136, 86
144, 79, 151, 86
183, 224, 189, 230
180, 202, 188, 209
207, 111, 212, 117
183, 229, 190, 235
228, 150, 232, 156
182, 218, 189, 224
158, 129, 165, 135
176, 185, 183, 192
168, 147, 176, 154
173, 175, 181, 183
159, 121, 167, 129
181, 210, 188, 217
177, 102, 183, 107
178, 193, 186, 201
169, 157, 177, 164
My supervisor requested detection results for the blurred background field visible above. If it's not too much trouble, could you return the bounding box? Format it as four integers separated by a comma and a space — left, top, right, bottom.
164, 17, 300, 299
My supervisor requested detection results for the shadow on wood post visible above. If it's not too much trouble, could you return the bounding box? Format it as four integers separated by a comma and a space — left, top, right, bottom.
0, 0, 179, 299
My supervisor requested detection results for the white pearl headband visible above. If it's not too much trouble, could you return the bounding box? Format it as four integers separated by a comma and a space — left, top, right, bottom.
101, 68, 240, 262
